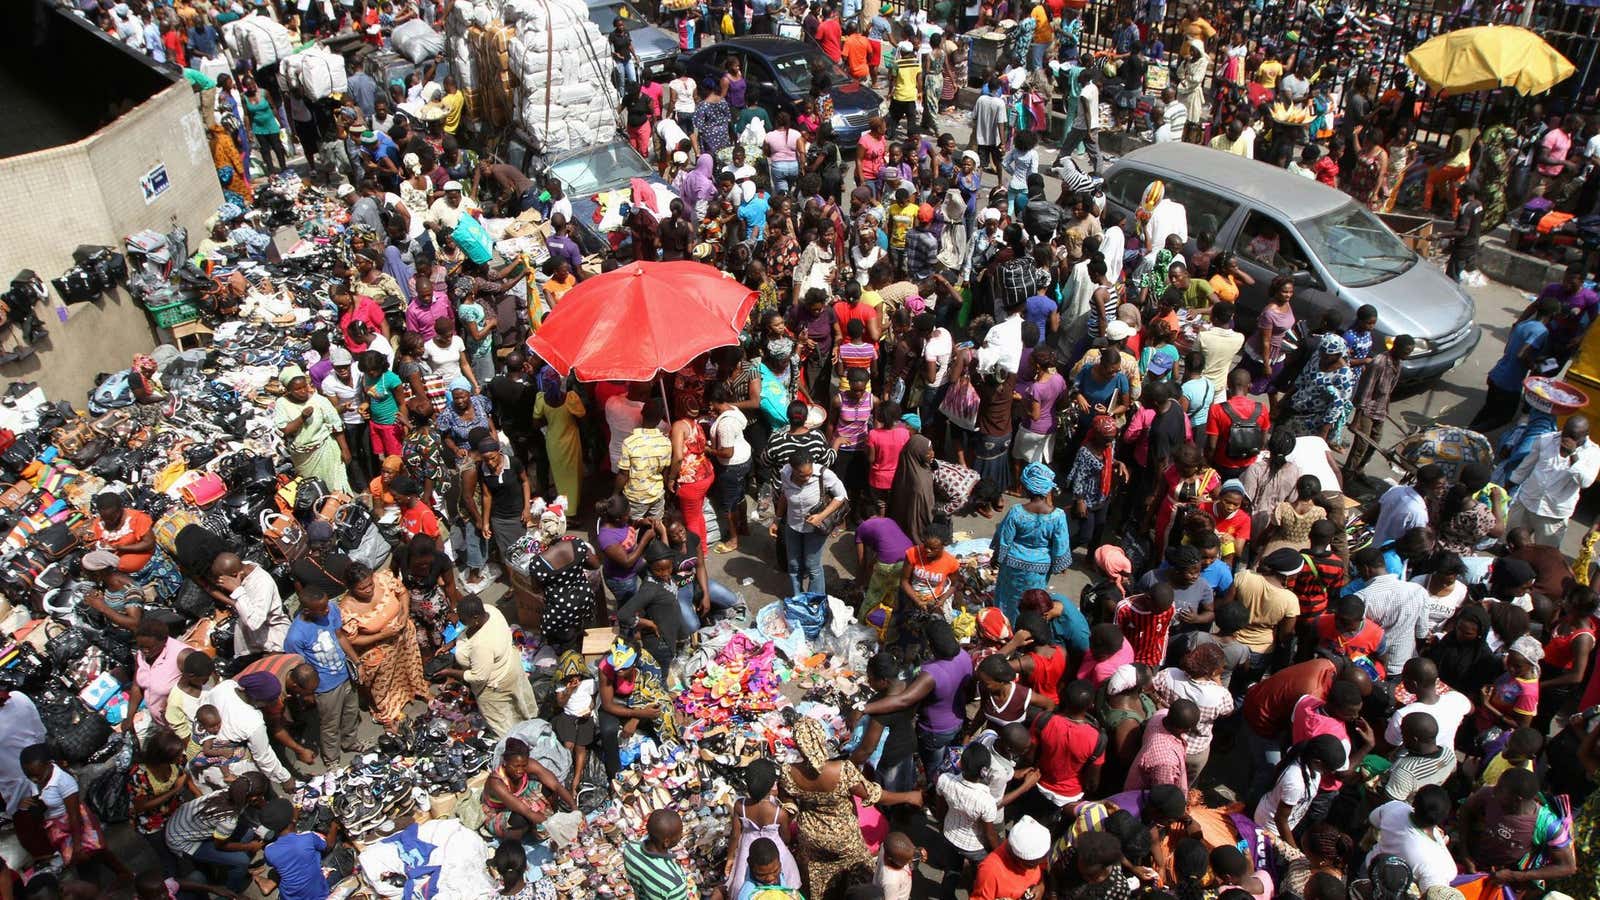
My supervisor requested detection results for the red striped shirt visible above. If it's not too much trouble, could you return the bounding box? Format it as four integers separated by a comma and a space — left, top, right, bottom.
1114, 597, 1175, 667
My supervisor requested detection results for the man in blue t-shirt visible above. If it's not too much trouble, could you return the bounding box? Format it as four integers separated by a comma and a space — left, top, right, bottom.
1470, 295, 1560, 433
282, 586, 361, 766
261, 799, 339, 900
1023, 293, 1058, 348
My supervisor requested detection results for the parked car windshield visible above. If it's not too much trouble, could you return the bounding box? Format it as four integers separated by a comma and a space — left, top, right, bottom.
771, 50, 845, 95
586, 0, 649, 30
549, 143, 653, 196
1297, 203, 1417, 288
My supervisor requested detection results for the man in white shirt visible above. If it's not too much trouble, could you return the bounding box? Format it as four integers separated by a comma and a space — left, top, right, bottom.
1280, 62, 1312, 102
1061, 70, 1102, 175
1384, 658, 1473, 749
1352, 547, 1429, 673
0, 691, 46, 816
978, 300, 1026, 376
1371, 464, 1447, 548
211, 552, 289, 657
1509, 415, 1600, 543
1365, 791, 1459, 892
1154, 87, 1187, 143
920, 314, 953, 392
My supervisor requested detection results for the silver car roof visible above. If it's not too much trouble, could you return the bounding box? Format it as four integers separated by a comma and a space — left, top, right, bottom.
1116, 143, 1348, 221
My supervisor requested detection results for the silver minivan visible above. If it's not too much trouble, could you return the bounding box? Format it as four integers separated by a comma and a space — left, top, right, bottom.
1102, 144, 1481, 383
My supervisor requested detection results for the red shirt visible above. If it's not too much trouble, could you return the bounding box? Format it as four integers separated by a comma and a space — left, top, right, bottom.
1032, 713, 1104, 798
339, 297, 387, 353
1315, 616, 1387, 679
400, 502, 441, 540
833, 300, 878, 336
970, 846, 1045, 900
1204, 395, 1270, 469
1243, 659, 1335, 737
1114, 597, 1175, 667
1024, 645, 1067, 706
1313, 156, 1340, 187
163, 30, 187, 67
815, 18, 842, 62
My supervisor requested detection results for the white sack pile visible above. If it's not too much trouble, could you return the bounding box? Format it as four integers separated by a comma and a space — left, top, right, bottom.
223, 14, 295, 69
280, 47, 349, 100
503, 0, 621, 152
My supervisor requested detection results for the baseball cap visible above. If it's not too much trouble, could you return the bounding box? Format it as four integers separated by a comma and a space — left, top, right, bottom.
336, 184, 357, 198
1105, 320, 1135, 341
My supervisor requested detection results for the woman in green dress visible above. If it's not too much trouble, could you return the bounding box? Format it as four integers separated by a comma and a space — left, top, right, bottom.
533, 366, 586, 508
1477, 120, 1521, 231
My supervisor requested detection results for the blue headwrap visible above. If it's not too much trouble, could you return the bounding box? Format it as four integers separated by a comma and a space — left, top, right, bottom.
538, 366, 564, 406
447, 376, 473, 395
1020, 461, 1056, 496
900, 413, 922, 430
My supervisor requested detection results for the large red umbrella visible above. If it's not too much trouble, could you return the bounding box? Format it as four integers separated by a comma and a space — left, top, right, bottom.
528, 261, 756, 382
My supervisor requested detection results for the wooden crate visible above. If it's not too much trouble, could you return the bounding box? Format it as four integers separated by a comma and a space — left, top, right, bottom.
1378, 212, 1435, 254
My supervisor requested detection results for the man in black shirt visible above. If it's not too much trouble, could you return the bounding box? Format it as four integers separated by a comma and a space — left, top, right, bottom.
487, 351, 543, 481
616, 543, 685, 667
1445, 182, 1485, 281
610, 18, 637, 89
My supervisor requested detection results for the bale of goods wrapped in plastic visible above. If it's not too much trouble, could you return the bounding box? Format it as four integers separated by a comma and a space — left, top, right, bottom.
223, 15, 295, 68
502, 0, 620, 153
392, 19, 447, 63
282, 47, 349, 100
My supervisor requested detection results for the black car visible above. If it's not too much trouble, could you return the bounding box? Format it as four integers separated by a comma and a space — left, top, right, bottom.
683, 36, 883, 146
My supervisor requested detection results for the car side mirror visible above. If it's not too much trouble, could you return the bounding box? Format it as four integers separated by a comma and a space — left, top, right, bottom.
1291, 269, 1319, 290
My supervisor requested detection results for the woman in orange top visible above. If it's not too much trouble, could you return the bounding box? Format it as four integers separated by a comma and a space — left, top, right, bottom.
90, 492, 182, 598
1206, 251, 1254, 303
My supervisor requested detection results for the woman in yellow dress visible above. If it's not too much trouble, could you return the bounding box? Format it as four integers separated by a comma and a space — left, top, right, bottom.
533, 366, 586, 508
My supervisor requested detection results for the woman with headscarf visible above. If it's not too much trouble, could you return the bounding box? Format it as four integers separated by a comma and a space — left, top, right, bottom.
129, 354, 164, 405
1425, 603, 1499, 696
207, 124, 253, 207
1066, 414, 1125, 547
533, 365, 586, 508
673, 152, 717, 223
596, 636, 677, 776
398, 152, 432, 219
1098, 663, 1157, 789
340, 561, 428, 728
991, 462, 1073, 622
274, 365, 353, 495
1175, 39, 1210, 136
780, 717, 923, 900
886, 435, 936, 544
1284, 334, 1358, 445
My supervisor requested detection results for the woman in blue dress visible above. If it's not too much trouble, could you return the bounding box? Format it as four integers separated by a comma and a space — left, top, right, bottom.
990, 462, 1072, 621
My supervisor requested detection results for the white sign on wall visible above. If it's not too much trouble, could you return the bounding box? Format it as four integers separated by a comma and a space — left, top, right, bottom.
140, 164, 170, 205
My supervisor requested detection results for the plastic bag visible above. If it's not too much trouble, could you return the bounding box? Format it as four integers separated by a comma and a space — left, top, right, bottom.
453, 215, 495, 264
782, 592, 830, 640
493, 718, 572, 785
755, 602, 808, 660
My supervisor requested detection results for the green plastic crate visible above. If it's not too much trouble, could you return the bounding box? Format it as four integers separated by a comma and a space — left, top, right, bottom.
146, 297, 202, 328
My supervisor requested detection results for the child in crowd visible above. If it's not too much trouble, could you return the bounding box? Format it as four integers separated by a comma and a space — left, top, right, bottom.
189, 704, 252, 787
18, 743, 130, 879
543, 259, 578, 308
492, 841, 539, 899
551, 651, 597, 796
1115, 581, 1177, 668
726, 759, 799, 893
734, 838, 800, 900
837, 318, 879, 377
261, 798, 340, 900
875, 831, 923, 900
1481, 726, 1543, 786
937, 743, 1003, 868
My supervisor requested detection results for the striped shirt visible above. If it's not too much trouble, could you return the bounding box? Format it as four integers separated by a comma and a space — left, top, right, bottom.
1384, 745, 1458, 802
165, 792, 241, 855
1113, 597, 1174, 667
622, 841, 690, 900
838, 340, 879, 372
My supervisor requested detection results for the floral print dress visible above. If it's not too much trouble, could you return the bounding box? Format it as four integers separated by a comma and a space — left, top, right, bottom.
341, 570, 429, 724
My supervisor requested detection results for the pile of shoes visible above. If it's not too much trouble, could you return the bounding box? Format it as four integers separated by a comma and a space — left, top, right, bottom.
328, 756, 422, 840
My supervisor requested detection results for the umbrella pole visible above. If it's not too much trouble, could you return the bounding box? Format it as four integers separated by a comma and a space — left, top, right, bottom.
660, 378, 671, 418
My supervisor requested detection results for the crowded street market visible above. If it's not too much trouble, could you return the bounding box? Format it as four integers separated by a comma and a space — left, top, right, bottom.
7, 0, 1600, 897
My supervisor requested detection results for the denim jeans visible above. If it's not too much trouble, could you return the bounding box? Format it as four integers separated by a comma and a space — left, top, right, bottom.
676, 579, 740, 632
1008, 187, 1030, 216
784, 525, 828, 596
189, 842, 252, 892
1245, 728, 1286, 804
1029, 42, 1047, 70
605, 574, 639, 607
917, 724, 961, 779
615, 58, 637, 88
711, 458, 751, 538
456, 518, 488, 571
770, 159, 800, 194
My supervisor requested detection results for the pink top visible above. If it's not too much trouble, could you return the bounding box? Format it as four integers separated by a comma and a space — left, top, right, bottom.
857, 132, 887, 183
1291, 694, 1350, 790
135, 637, 190, 720
1077, 638, 1134, 689
765, 128, 802, 163
405, 290, 453, 341
866, 425, 912, 489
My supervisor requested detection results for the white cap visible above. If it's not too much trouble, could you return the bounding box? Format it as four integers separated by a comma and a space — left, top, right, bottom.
1008, 816, 1051, 861
962, 150, 980, 164
336, 184, 357, 198
672, 150, 689, 164
443, 180, 463, 191
734, 165, 757, 180
898, 40, 913, 52
1106, 321, 1136, 341
328, 346, 354, 366
979, 207, 1001, 223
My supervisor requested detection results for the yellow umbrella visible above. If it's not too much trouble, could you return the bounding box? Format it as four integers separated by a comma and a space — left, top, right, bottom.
1405, 25, 1576, 97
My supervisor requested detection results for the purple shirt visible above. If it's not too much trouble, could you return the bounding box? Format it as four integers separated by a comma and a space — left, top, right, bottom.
1023, 294, 1057, 347
855, 516, 914, 564
547, 234, 584, 272
308, 358, 334, 390
405, 291, 454, 341
919, 651, 974, 734
1024, 372, 1066, 434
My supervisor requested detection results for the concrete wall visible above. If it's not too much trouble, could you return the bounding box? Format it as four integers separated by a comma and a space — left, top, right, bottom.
0, 82, 223, 404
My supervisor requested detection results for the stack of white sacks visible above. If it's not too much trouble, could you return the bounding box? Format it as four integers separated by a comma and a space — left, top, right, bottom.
445, 1, 489, 114
449, 0, 620, 153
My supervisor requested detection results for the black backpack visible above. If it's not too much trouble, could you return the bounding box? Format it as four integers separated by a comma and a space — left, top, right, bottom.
1223, 399, 1266, 458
